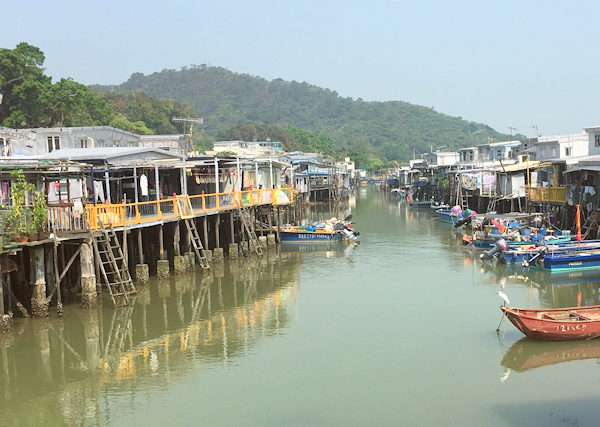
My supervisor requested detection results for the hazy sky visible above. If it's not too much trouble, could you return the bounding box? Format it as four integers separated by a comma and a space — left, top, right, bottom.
3, 0, 598, 136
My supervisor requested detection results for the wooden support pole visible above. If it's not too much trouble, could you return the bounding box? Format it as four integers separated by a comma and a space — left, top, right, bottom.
137, 228, 144, 264
215, 214, 221, 248
230, 211, 235, 243
203, 216, 209, 249
276, 207, 281, 243
174, 221, 181, 256
52, 240, 64, 315
0, 274, 4, 316
268, 206, 273, 234
159, 224, 165, 260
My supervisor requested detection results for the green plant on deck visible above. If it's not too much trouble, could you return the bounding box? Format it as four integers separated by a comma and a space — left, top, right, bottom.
31, 189, 47, 233
6, 169, 36, 236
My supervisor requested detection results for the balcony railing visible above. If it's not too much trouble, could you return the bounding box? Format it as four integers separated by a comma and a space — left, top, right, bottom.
526, 186, 566, 203
85, 188, 294, 230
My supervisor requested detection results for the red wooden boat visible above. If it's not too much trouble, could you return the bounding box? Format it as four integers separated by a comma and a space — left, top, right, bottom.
500, 305, 600, 340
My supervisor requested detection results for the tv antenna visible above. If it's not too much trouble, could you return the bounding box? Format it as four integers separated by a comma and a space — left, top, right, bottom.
172, 116, 204, 155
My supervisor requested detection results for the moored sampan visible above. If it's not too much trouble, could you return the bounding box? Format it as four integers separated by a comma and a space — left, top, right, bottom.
501, 305, 600, 340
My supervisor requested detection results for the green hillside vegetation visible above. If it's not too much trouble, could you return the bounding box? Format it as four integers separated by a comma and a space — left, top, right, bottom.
0, 43, 200, 137
93, 65, 514, 162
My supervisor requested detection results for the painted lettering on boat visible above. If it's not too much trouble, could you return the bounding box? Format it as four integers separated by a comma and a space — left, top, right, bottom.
556, 324, 587, 332
298, 233, 331, 240
568, 261, 583, 266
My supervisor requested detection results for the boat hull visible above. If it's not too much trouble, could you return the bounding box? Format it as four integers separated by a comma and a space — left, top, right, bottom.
534, 250, 600, 272
501, 305, 600, 340
279, 231, 344, 242
408, 201, 433, 208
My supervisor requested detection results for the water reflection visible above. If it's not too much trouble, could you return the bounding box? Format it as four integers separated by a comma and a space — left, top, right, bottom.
501, 338, 600, 373
0, 251, 303, 425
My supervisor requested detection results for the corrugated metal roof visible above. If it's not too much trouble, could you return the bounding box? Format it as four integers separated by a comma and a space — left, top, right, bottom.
564, 165, 600, 174
494, 161, 552, 172
36, 147, 183, 162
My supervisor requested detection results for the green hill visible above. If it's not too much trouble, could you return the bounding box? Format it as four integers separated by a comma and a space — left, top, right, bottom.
92, 66, 512, 163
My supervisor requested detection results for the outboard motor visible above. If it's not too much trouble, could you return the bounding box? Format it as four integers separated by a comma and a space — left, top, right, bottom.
481, 238, 507, 261
342, 228, 358, 241
455, 215, 473, 228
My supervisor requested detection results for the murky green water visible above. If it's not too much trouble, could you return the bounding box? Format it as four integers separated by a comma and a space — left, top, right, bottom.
2, 189, 600, 426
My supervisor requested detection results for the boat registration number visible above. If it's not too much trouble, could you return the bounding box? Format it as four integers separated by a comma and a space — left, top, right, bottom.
556, 324, 587, 332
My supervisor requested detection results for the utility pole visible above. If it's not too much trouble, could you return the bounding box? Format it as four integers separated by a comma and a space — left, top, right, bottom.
507, 126, 517, 139
530, 125, 540, 139
171, 116, 204, 156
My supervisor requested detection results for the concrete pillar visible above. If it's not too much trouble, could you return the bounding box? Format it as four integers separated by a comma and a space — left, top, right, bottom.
267, 234, 276, 247
213, 247, 224, 261
203, 249, 213, 264
136, 264, 149, 284
258, 236, 268, 249
185, 251, 195, 270
157, 260, 170, 278
136, 228, 149, 284
228, 243, 239, 259
173, 255, 186, 274
31, 246, 48, 317
80, 240, 97, 308
240, 240, 249, 255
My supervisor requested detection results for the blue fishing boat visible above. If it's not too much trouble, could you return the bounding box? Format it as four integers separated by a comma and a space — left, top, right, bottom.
278, 217, 359, 244
436, 209, 466, 224
473, 235, 572, 251
279, 228, 345, 242
532, 249, 600, 272
408, 200, 433, 208
501, 240, 600, 264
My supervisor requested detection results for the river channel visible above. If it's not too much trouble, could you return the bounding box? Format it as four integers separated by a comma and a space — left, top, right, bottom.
2, 188, 600, 426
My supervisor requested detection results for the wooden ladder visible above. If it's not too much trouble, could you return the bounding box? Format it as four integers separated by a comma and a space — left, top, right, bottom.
486, 196, 497, 213
184, 218, 210, 269
237, 206, 263, 257
582, 209, 600, 239
92, 220, 136, 306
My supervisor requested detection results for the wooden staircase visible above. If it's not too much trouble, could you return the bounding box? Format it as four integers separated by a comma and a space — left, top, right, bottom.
184, 218, 210, 269
92, 221, 136, 306
237, 206, 263, 257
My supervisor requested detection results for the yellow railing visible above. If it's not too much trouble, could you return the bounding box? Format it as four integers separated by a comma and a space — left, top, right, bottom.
526, 186, 566, 203
85, 187, 294, 229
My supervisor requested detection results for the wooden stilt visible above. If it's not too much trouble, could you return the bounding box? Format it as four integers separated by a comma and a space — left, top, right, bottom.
159, 224, 165, 260
137, 228, 144, 264
215, 214, 220, 248
203, 216, 209, 249
230, 211, 235, 244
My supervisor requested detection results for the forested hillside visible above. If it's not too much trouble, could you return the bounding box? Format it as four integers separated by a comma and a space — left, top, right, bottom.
93, 65, 512, 162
